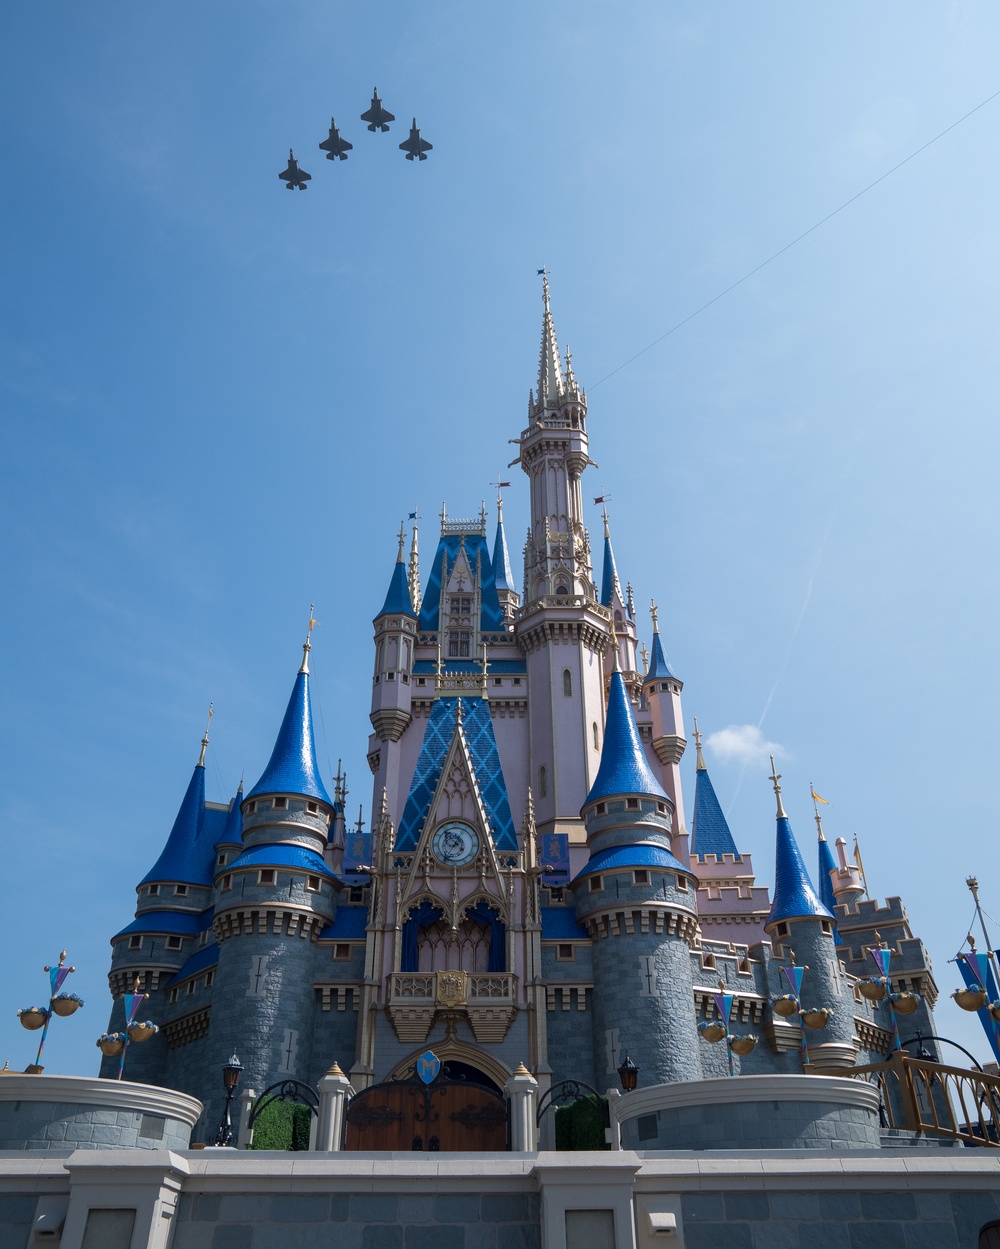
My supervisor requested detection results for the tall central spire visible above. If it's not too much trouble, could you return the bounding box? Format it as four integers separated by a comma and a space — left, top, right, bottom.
536, 272, 565, 410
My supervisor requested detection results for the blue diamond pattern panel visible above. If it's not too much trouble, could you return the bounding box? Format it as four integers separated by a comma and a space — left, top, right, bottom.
394, 697, 517, 852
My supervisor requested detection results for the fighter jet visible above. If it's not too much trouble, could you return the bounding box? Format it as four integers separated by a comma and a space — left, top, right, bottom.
399, 118, 432, 161
278, 150, 311, 190
361, 87, 394, 133
319, 118, 353, 162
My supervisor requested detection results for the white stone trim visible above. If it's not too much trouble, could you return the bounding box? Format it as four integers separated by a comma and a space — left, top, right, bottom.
0, 1074, 203, 1126
613, 1073, 880, 1128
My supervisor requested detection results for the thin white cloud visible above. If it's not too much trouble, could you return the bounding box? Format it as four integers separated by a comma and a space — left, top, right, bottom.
706, 725, 783, 768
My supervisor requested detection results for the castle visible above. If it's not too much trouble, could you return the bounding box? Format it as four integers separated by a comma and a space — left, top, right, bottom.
101, 279, 940, 1141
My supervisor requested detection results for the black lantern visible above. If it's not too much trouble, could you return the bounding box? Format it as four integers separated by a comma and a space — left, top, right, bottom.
214, 1053, 244, 1146
617, 1053, 638, 1093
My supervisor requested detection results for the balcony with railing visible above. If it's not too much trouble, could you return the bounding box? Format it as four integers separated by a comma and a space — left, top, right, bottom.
386, 970, 518, 1045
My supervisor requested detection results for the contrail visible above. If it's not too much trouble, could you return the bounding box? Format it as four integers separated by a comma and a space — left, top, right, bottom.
723, 511, 837, 818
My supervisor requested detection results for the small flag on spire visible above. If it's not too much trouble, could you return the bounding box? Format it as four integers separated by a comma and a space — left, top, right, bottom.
594, 495, 605, 504
811, 789, 830, 806
407, 511, 417, 520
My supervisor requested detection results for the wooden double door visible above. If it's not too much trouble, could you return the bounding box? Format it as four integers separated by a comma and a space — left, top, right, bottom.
344, 1076, 507, 1151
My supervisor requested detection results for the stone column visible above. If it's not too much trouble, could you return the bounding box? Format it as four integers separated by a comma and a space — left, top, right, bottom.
505, 1063, 539, 1152
316, 1062, 353, 1151
59, 1152, 189, 1249
236, 1088, 256, 1150
604, 1087, 622, 1150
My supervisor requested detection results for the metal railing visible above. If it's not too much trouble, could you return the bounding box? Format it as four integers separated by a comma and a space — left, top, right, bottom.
386, 971, 516, 1004
819, 1051, 1000, 1146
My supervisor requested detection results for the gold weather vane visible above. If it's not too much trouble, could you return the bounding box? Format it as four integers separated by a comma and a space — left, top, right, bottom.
300, 605, 318, 673
810, 782, 828, 840
768, 755, 787, 819
197, 701, 214, 767
693, 717, 706, 771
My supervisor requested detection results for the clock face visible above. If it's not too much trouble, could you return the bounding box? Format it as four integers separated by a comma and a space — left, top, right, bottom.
432, 821, 480, 868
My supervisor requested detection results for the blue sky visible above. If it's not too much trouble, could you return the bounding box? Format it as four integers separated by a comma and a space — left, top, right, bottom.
2, 3, 999, 1076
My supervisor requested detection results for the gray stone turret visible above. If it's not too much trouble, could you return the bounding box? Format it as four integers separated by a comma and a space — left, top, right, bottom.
569, 664, 700, 1088
199, 638, 340, 1130
763, 760, 858, 1069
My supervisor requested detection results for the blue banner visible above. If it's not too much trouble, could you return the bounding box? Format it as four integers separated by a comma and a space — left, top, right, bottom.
957, 953, 1000, 1064
540, 833, 569, 884
343, 831, 373, 877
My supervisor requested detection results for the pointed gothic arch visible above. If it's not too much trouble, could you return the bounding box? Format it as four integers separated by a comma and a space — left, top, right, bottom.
385, 1041, 513, 1092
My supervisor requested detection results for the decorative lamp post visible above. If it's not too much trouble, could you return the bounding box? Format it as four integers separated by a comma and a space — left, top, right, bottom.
616, 1053, 638, 1092
214, 1054, 244, 1146
96, 977, 158, 1079
771, 956, 830, 1070
697, 981, 757, 1075
863, 934, 920, 1052
17, 951, 83, 1073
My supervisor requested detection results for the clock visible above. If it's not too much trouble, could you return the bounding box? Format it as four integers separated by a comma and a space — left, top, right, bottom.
432, 821, 480, 868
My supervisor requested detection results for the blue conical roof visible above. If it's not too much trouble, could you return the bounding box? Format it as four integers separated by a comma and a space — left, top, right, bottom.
817, 831, 842, 943
247, 669, 332, 805
140, 762, 207, 886
645, 630, 676, 681
377, 557, 415, 618
584, 671, 667, 806
690, 765, 739, 859
766, 814, 833, 928
220, 785, 243, 844
600, 528, 623, 608
492, 514, 515, 593
817, 833, 837, 915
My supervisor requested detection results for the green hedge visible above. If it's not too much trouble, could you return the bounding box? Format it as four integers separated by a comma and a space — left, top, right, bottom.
248, 1099, 313, 1150
554, 1095, 608, 1150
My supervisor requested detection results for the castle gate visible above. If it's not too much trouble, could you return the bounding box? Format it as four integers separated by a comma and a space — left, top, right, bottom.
344, 1054, 507, 1152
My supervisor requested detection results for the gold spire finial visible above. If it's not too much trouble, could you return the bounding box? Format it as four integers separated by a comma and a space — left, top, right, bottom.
396, 523, 405, 562
300, 605, 317, 674
650, 599, 660, 633
640, 642, 649, 677
768, 755, 787, 819
408, 514, 421, 611
693, 717, 706, 771
198, 701, 214, 767
810, 782, 826, 841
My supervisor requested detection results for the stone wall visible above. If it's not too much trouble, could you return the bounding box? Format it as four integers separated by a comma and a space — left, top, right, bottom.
615, 1073, 882, 1152
2, 1146, 1000, 1249
0, 1074, 202, 1152
171, 1190, 541, 1249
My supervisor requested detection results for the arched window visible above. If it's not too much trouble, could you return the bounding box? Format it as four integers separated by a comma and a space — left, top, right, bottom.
563, 669, 572, 697
401, 638, 411, 671
539, 766, 547, 798
593, 722, 599, 750
979, 1222, 1000, 1248
556, 584, 569, 598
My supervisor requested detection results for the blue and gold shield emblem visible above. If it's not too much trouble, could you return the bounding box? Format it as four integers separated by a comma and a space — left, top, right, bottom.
416, 1050, 441, 1085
